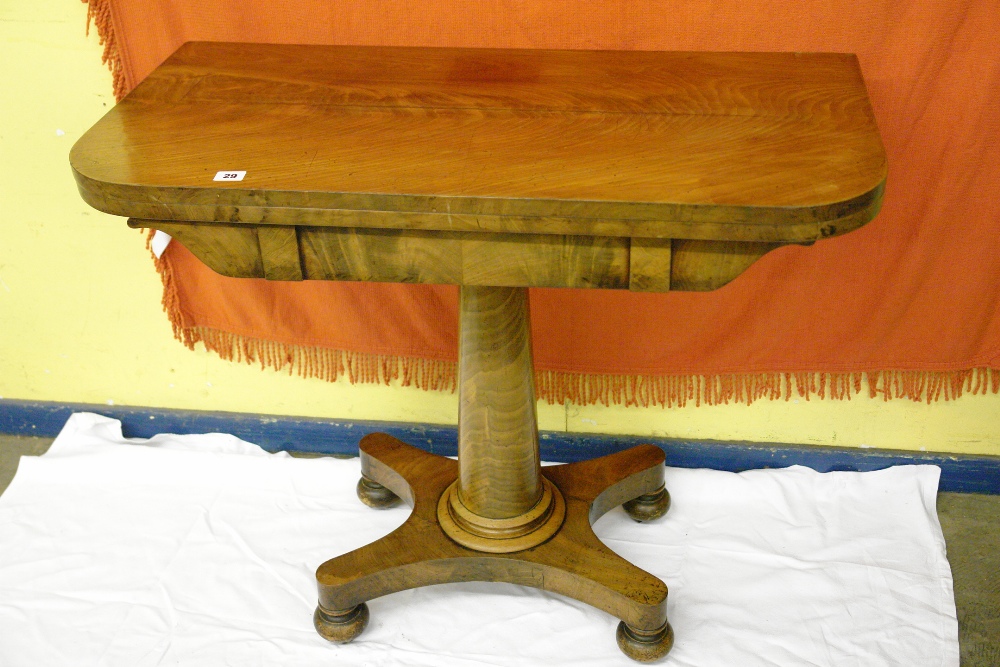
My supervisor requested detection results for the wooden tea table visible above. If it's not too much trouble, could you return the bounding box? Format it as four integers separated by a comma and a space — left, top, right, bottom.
71, 43, 886, 662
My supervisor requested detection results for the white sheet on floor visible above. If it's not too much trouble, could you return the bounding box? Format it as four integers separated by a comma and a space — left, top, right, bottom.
0, 413, 958, 667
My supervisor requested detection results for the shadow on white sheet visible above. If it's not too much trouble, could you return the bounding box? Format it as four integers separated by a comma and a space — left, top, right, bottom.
0, 413, 958, 667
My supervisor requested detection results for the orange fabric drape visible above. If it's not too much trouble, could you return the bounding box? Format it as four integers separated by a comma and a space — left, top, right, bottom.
85, 0, 1000, 406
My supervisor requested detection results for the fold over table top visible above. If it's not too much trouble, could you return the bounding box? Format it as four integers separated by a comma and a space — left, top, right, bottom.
71, 43, 886, 244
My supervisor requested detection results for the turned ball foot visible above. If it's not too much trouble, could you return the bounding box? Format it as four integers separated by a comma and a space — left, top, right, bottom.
356, 476, 400, 508
314, 603, 369, 643
622, 485, 670, 522
616, 621, 674, 662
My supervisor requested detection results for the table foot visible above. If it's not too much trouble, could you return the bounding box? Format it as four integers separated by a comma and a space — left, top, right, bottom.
316, 433, 673, 660
356, 476, 401, 508
616, 620, 675, 663
623, 485, 670, 522
313, 603, 369, 643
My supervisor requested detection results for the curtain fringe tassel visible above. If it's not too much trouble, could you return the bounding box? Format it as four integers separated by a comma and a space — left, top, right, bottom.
165, 322, 1000, 408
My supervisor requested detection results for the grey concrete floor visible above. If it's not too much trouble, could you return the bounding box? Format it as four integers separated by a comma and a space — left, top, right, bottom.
1, 434, 997, 665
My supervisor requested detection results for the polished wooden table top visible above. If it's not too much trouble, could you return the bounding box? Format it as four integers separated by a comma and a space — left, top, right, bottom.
71, 43, 886, 247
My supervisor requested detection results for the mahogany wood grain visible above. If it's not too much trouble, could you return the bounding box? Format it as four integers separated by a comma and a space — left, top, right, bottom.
135, 219, 631, 288
257, 226, 303, 281
299, 227, 630, 289
74, 43, 886, 243
671, 240, 783, 292
316, 433, 670, 630
629, 238, 673, 292
132, 219, 785, 293
140, 220, 262, 277
456, 286, 542, 519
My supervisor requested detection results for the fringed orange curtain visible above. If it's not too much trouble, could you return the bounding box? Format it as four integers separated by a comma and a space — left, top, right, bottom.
83, 0, 1000, 406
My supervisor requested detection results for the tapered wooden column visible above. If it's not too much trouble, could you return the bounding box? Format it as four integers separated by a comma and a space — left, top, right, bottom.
458, 285, 541, 517
437, 286, 565, 552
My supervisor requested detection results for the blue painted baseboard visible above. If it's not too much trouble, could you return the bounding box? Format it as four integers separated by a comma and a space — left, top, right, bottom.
1, 398, 997, 494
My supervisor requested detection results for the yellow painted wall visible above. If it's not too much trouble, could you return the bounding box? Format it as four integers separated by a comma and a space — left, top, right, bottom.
2, 0, 998, 456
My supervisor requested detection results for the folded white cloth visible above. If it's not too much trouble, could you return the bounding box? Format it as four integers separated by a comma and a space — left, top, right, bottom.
0, 413, 958, 666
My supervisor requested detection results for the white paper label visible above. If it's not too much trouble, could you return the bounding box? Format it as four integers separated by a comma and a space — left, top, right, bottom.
150, 230, 172, 258
213, 170, 246, 182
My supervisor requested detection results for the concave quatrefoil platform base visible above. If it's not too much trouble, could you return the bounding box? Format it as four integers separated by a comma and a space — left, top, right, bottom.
314, 432, 674, 662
